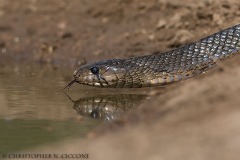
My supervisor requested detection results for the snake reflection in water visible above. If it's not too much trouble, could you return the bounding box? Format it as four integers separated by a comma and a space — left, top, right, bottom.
64, 92, 147, 121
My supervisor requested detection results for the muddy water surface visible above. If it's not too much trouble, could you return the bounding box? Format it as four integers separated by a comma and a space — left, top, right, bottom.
0, 64, 148, 154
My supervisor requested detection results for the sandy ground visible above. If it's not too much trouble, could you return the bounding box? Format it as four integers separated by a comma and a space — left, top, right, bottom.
1, 0, 240, 159
1, 0, 240, 66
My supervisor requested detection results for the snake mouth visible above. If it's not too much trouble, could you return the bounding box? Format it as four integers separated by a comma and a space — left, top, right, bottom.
63, 79, 77, 91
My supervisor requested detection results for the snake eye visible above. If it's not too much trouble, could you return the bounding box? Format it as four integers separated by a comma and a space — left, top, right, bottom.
90, 67, 99, 74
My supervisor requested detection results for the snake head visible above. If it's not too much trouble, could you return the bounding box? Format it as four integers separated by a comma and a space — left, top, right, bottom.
72, 59, 128, 88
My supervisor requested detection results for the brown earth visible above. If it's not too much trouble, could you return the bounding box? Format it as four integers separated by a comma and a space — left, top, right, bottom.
1, 0, 240, 160
1, 0, 240, 66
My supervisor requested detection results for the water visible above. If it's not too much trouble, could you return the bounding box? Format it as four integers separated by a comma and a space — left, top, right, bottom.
0, 64, 148, 153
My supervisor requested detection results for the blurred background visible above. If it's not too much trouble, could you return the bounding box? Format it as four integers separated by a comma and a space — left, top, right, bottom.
0, 0, 240, 160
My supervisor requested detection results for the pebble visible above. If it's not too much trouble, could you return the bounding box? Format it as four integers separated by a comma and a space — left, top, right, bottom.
148, 34, 155, 41
169, 29, 194, 47
1, 48, 7, 53
156, 20, 167, 30
123, 32, 130, 39
213, 13, 223, 26
102, 17, 109, 23
94, 50, 102, 56
14, 37, 20, 43
134, 29, 147, 35
61, 32, 73, 39
57, 21, 67, 30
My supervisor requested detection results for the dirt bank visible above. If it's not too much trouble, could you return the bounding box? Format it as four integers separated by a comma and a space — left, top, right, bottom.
1, 0, 240, 66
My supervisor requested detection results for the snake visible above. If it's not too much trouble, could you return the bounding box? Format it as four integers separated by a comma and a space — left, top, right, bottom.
64, 24, 240, 89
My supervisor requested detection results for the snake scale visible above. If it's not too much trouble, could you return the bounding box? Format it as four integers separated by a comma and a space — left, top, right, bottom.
65, 24, 240, 89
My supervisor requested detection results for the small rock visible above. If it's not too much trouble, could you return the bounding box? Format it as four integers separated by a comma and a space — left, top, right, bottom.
61, 32, 73, 39
94, 50, 102, 56
148, 34, 155, 41
138, 3, 147, 10
1, 48, 7, 53
222, 2, 231, 9
123, 32, 130, 39
102, 17, 109, 23
13, 37, 20, 43
133, 29, 147, 36
140, 29, 147, 35
156, 20, 167, 30
57, 21, 67, 30
213, 13, 223, 26
162, 14, 183, 29
196, 11, 212, 20
169, 29, 194, 47
48, 45, 57, 53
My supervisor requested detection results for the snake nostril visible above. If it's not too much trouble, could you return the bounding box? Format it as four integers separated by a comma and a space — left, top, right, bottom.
73, 70, 77, 75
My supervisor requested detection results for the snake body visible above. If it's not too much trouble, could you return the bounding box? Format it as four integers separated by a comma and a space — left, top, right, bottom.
66, 24, 240, 88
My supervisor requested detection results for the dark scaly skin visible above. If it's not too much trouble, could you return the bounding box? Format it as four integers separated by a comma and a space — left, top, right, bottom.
67, 24, 240, 88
